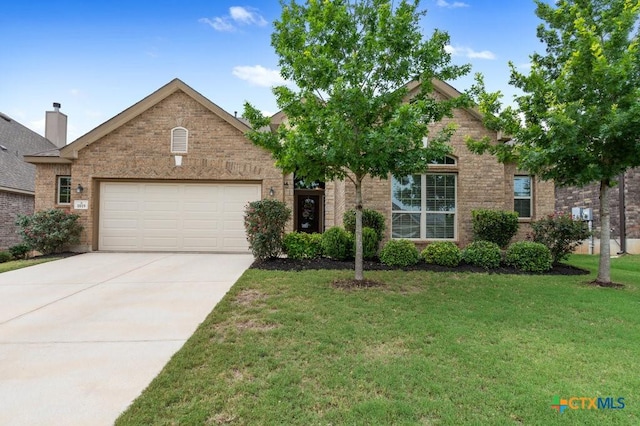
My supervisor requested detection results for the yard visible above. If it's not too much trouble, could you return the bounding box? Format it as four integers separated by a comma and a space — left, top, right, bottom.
117, 255, 639, 425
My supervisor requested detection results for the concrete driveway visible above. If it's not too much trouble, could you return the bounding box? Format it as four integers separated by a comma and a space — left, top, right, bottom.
0, 252, 253, 426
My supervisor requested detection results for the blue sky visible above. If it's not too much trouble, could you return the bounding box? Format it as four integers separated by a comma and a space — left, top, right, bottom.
1, 0, 544, 143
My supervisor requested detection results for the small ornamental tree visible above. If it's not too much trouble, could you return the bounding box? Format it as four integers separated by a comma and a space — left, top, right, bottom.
243, 0, 473, 281
16, 209, 83, 255
244, 200, 291, 261
466, 0, 640, 284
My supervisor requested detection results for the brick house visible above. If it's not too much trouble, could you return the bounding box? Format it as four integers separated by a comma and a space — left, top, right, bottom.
0, 111, 57, 249
556, 171, 640, 254
25, 78, 555, 253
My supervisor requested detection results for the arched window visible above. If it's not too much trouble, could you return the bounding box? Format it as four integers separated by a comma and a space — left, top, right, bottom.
171, 127, 188, 153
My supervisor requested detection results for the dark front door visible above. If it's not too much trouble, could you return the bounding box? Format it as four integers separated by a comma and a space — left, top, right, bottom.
295, 192, 323, 233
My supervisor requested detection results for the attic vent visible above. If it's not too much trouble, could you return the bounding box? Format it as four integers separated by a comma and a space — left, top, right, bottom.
0, 113, 10, 122
0, 144, 7, 150
171, 127, 188, 153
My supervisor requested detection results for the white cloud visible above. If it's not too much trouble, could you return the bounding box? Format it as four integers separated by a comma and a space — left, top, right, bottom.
200, 6, 267, 32
232, 65, 288, 87
229, 6, 267, 26
436, 0, 469, 8
445, 45, 496, 60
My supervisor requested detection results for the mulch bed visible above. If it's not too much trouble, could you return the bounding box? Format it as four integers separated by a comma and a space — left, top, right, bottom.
250, 257, 590, 276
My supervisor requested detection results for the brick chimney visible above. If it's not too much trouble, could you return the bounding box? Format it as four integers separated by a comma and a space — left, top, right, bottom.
45, 102, 67, 148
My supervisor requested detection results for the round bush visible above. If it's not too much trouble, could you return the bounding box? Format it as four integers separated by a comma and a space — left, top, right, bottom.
244, 199, 291, 261
421, 241, 461, 267
322, 227, 354, 260
379, 239, 420, 267
15, 209, 83, 255
462, 240, 502, 269
506, 241, 553, 272
282, 232, 323, 260
0, 251, 13, 263
472, 209, 519, 248
343, 209, 386, 242
8, 243, 31, 260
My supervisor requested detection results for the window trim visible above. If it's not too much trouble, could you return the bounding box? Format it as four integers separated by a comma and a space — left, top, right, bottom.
57, 175, 71, 205
514, 175, 533, 219
391, 172, 457, 240
171, 127, 188, 153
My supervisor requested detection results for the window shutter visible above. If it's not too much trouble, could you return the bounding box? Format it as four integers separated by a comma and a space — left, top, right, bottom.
171, 127, 188, 153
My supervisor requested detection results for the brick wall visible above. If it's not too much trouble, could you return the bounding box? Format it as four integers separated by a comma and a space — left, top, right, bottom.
556, 168, 640, 240
34, 90, 283, 251
0, 191, 34, 249
343, 106, 556, 247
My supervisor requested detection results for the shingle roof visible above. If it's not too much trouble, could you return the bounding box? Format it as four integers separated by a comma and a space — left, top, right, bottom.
0, 112, 56, 193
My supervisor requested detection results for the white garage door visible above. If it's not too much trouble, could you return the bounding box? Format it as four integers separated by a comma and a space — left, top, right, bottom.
99, 182, 261, 252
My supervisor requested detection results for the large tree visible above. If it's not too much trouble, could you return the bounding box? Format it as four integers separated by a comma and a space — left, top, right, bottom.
467, 0, 640, 284
243, 0, 472, 281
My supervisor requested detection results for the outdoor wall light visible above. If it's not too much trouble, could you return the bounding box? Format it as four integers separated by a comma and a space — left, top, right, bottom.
269, 187, 275, 197
76, 184, 84, 194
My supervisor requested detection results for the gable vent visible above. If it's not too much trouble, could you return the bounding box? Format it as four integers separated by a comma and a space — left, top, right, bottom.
171, 127, 188, 153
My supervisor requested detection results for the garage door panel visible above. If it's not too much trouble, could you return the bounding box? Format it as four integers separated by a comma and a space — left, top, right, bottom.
100, 182, 260, 252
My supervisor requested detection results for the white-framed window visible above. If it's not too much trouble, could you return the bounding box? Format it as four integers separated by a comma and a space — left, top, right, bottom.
514, 175, 532, 218
391, 173, 457, 239
171, 127, 188, 153
57, 176, 71, 204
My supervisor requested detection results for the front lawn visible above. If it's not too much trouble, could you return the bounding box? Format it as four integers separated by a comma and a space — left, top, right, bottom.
117, 255, 639, 425
0, 256, 63, 273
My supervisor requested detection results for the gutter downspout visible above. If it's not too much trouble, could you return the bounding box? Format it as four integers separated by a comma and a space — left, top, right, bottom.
618, 173, 627, 254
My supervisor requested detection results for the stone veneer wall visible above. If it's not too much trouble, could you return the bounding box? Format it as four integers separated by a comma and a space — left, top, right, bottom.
0, 191, 34, 249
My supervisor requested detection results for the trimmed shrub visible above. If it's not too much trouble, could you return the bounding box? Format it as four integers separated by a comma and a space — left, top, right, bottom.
0, 251, 12, 263
379, 239, 420, 267
16, 209, 83, 255
282, 232, 323, 260
462, 240, 502, 269
322, 227, 354, 260
343, 208, 386, 242
8, 243, 31, 260
472, 209, 520, 248
529, 213, 591, 264
244, 199, 291, 261
506, 241, 553, 272
361, 227, 379, 260
421, 241, 461, 267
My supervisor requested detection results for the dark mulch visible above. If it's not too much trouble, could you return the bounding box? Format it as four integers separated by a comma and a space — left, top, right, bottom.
587, 280, 625, 289
250, 257, 590, 275
31, 251, 81, 260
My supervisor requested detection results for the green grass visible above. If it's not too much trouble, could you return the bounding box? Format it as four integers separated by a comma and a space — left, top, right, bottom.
0, 257, 62, 273
117, 255, 640, 425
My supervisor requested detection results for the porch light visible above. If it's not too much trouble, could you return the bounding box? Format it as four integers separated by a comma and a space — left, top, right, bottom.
269, 187, 275, 197
76, 184, 84, 194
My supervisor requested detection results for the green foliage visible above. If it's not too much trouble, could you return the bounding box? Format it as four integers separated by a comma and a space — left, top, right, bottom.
529, 213, 591, 264
0, 251, 12, 263
379, 239, 420, 267
421, 241, 461, 267
244, 200, 291, 261
466, 0, 640, 283
15, 209, 83, 255
321, 227, 354, 261
8, 243, 31, 260
472, 209, 520, 248
462, 240, 502, 269
243, 0, 474, 279
282, 232, 323, 260
361, 227, 379, 260
505, 241, 553, 273
343, 209, 386, 242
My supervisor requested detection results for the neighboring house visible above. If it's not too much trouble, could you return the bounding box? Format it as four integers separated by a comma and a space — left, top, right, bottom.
25, 78, 555, 253
0, 111, 59, 249
556, 171, 640, 254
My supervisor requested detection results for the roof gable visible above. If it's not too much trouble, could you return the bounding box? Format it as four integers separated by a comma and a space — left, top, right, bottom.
0, 113, 56, 192
58, 78, 250, 159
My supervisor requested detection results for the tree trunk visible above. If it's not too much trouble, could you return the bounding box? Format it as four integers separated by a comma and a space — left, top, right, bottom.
355, 179, 364, 281
597, 180, 611, 284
